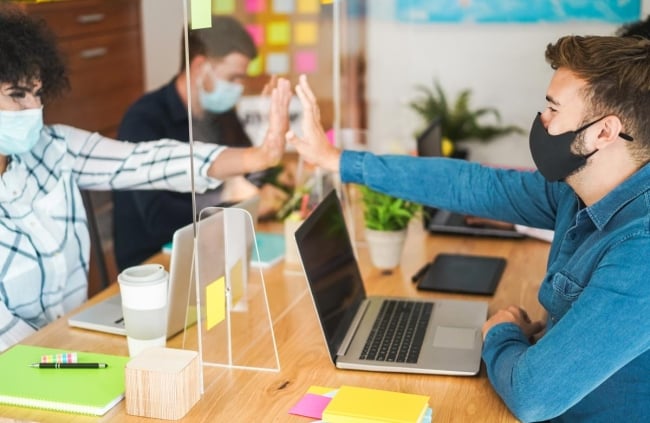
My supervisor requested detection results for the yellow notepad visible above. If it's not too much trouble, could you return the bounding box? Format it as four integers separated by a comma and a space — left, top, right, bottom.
0, 344, 129, 416
322, 385, 430, 423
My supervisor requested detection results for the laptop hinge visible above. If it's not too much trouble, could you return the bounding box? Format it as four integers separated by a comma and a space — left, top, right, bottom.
336, 300, 370, 357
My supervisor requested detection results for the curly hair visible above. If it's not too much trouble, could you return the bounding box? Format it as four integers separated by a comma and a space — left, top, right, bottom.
546, 35, 650, 162
0, 6, 69, 102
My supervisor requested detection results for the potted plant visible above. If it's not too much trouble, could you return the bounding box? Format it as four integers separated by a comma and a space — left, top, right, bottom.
408, 79, 523, 158
359, 186, 421, 271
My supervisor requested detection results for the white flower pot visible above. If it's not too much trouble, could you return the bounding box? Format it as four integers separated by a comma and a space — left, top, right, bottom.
364, 228, 408, 270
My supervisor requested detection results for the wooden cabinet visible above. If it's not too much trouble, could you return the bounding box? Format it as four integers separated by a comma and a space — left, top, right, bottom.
22, 0, 144, 137
20, 0, 145, 295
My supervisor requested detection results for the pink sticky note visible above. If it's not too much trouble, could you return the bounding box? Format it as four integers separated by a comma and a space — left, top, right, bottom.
246, 0, 266, 13
294, 51, 318, 73
246, 24, 264, 46
288, 393, 332, 419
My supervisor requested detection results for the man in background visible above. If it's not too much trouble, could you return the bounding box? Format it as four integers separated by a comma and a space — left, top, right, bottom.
113, 16, 288, 270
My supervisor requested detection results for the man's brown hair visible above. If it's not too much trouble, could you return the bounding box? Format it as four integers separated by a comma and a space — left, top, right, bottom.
546, 35, 650, 162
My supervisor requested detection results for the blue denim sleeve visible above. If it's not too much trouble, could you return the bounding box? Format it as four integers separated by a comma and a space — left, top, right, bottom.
482, 235, 650, 422
340, 150, 559, 229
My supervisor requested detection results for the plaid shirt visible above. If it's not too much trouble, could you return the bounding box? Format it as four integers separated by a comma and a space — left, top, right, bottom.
0, 124, 224, 350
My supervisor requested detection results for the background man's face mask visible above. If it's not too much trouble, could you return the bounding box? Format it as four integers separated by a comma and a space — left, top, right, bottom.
198, 66, 244, 114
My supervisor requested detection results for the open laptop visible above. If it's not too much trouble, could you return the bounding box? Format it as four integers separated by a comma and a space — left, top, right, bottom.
294, 189, 488, 376
68, 195, 260, 337
417, 118, 524, 239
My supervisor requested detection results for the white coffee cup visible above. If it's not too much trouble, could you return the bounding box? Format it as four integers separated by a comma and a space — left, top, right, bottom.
117, 264, 169, 357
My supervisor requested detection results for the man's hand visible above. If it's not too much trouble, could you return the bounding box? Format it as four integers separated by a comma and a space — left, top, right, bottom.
259, 77, 292, 167
287, 75, 342, 173
482, 305, 545, 342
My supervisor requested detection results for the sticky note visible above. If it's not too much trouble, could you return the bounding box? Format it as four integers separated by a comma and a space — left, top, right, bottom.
212, 0, 235, 13
267, 21, 291, 45
273, 0, 294, 13
288, 393, 332, 419
206, 277, 225, 330
246, 24, 264, 46
246, 0, 266, 13
297, 0, 320, 13
230, 258, 244, 307
247, 55, 264, 76
266, 53, 289, 74
321, 0, 334, 3
294, 21, 318, 45
294, 51, 318, 73
307, 386, 337, 396
191, 0, 212, 29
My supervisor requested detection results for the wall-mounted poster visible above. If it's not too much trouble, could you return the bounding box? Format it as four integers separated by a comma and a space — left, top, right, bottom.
395, 0, 641, 24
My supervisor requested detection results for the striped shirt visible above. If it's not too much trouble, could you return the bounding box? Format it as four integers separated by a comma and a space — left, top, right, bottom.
0, 124, 224, 351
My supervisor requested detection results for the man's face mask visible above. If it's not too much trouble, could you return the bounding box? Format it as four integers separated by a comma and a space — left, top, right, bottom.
528, 112, 632, 182
0, 107, 43, 156
198, 65, 243, 114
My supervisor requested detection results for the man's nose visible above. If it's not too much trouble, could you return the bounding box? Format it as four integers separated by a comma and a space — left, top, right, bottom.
539, 110, 551, 129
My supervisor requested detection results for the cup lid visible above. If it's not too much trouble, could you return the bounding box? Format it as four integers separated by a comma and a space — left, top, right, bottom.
118, 264, 167, 286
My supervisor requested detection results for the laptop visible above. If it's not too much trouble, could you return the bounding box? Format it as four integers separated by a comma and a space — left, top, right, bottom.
294, 190, 488, 376
68, 195, 260, 337
417, 118, 524, 239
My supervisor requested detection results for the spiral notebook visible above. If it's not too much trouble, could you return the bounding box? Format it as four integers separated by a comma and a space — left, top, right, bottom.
0, 345, 129, 416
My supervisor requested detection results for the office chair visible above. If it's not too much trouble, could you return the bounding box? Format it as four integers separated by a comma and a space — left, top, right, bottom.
80, 190, 111, 292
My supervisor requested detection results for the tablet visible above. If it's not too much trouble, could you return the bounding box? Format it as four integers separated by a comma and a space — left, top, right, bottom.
416, 253, 506, 295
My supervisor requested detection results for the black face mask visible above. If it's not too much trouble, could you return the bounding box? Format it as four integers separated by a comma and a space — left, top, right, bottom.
529, 113, 612, 182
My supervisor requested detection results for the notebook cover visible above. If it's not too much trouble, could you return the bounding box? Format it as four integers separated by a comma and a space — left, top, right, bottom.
0, 344, 129, 416
417, 254, 506, 295
322, 385, 429, 423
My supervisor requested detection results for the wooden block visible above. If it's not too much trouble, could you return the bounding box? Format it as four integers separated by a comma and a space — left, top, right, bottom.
125, 347, 201, 420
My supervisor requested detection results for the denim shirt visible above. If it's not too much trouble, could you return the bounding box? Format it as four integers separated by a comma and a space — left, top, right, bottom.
340, 151, 650, 423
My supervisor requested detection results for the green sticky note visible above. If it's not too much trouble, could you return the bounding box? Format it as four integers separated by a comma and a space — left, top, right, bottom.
212, 0, 235, 14
267, 21, 291, 46
247, 55, 264, 76
191, 0, 212, 29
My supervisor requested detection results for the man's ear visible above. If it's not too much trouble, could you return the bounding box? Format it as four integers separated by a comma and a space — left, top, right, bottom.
595, 115, 625, 148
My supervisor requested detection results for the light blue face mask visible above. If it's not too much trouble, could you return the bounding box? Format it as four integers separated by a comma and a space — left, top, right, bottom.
198, 71, 244, 114
0, 107, 43, 155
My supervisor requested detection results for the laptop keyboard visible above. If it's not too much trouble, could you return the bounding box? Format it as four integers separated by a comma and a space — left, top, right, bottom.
359, 300, 433, 363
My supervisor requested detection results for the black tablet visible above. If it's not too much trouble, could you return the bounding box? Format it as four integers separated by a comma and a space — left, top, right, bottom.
416, 253, 506, 295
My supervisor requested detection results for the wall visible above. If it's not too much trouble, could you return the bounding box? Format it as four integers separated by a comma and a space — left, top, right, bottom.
140, 0, 183, 91
365, 1, 650, 167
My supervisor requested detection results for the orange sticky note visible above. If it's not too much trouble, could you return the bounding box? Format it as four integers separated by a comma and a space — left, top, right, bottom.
294, 21, 318, 45
206, 276, 225, 330
297, 0, 320, 13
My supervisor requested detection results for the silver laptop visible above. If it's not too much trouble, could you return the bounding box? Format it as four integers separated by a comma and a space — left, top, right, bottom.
294, 190, 488, 376
417, 118, 524, 239
68, 195, 260, 337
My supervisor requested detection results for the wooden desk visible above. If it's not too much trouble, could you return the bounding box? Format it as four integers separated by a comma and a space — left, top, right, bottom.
0, 221, 550, 423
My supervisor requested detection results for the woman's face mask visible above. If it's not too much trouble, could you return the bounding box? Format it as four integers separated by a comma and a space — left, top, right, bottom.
0, 107, 43, 155
198, 66, 244, 114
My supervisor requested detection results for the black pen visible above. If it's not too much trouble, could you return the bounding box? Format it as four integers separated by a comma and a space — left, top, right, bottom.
29, 362, 109, 369
411, 262, 431, 283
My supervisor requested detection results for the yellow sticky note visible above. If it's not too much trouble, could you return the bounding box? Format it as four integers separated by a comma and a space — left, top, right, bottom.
294, 21, 318, 45
297, 0, 320, 14
267, 21, 291, 46
191, 0, 212, 30
212, 0, 235, 14
247, 55, 264, 76
206, 277, 225, 330
230, 259, 244, 306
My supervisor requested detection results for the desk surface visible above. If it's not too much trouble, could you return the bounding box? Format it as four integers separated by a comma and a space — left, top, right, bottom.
0, 218, 550, 423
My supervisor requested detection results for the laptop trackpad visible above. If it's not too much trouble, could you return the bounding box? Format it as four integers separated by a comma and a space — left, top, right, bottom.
433, 326, 477, 350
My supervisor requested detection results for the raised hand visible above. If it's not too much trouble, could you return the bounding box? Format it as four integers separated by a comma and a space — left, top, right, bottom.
260, 77, 292, 167
287, 74, 341, 173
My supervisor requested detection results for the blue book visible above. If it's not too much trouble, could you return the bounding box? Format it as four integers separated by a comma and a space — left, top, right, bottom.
251, 232, 285, 268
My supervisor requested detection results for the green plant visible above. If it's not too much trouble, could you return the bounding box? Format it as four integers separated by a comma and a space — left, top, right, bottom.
408, 79, 524, 145
359, 186, 421, 231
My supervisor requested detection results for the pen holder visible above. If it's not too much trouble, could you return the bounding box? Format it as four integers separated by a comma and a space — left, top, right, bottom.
125, 347, 201, 420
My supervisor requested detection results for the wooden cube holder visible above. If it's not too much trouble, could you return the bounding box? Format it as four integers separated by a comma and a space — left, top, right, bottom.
125, 347, 201, 420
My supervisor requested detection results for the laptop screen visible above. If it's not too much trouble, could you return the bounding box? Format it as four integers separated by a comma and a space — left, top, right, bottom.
416, 117, 443, 158
294, 189, 366, 360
